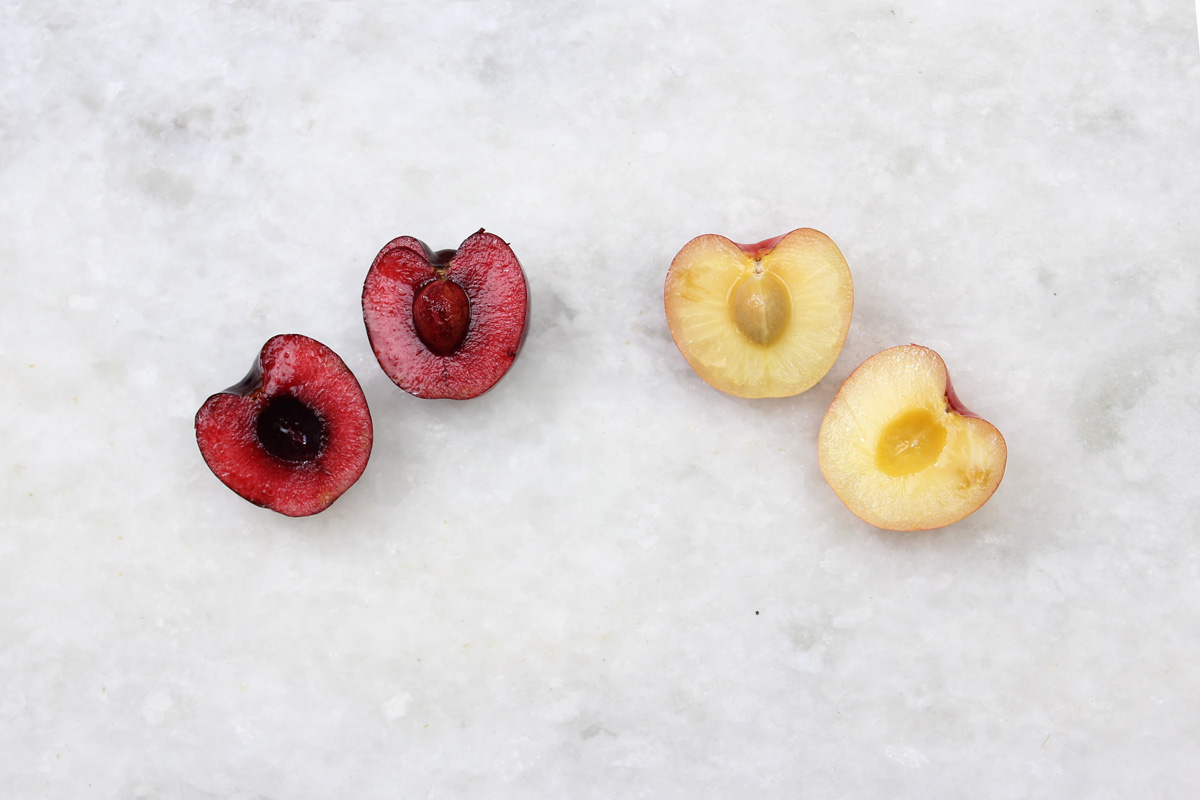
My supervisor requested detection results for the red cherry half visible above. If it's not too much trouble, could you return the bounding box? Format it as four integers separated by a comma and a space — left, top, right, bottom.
195, 334, 373, 517
362, 230, 529, 399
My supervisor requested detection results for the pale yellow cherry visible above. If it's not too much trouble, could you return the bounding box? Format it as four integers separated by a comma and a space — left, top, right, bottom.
664, 228, 853, 398
818, 345, 1007, 531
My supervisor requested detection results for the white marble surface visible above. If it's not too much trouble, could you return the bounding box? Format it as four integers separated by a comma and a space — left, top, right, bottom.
3, 1, 1199, 797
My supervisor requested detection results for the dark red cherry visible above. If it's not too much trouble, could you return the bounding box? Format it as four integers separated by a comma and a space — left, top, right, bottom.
195, 334, 373, 517
362, 229, 529, 399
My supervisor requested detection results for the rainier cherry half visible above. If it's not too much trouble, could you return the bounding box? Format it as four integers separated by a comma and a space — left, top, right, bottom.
362, 230, 529, 399
195, 334, 373, 517
664, 228, 854, 398
818, 344, 1006, 531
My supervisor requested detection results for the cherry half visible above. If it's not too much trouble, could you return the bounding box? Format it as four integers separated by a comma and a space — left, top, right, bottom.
362, 230, 530, 399
195, 334, 373, 517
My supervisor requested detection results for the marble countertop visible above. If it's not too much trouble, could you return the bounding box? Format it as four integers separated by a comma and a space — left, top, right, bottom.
3, 2, 1199, 797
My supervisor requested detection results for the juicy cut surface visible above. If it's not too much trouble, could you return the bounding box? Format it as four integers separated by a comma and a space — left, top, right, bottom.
195, 334, 373, 517
818, 345, 1007, 531
363, 230, 529, 400
664, 228, 853, 398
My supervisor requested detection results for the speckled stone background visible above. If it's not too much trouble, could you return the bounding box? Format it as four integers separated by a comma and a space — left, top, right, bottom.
3, 1, 1199, 797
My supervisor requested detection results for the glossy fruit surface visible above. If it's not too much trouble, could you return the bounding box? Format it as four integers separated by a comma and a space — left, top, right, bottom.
195, 334, 373, 517
818, 344, 1006, 531
363, 230, 529, 399
664, 228, 853, 398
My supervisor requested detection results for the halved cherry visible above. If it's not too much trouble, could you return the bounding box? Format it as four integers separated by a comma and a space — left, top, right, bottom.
818, 345, 1007, 531
195, 334, 373, 517
362, 230, 529, 399
664, 228, 853, 398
